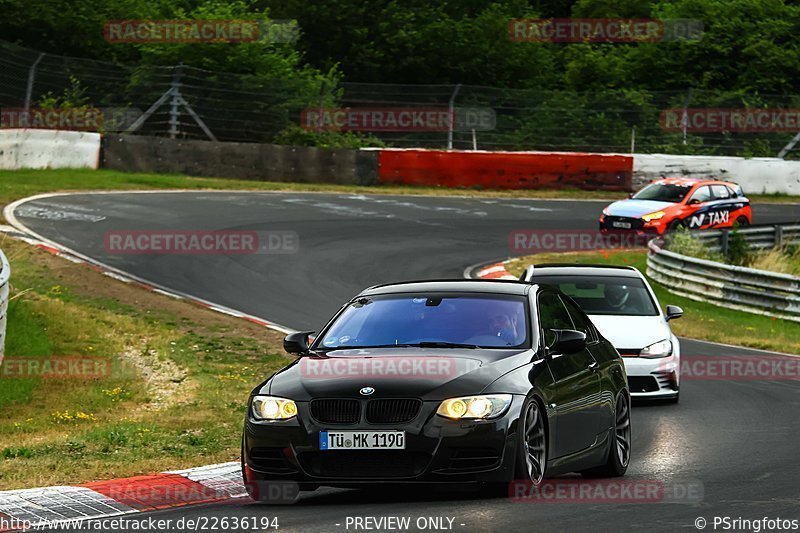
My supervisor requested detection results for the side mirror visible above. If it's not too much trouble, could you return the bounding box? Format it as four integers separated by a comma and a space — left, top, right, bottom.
283, 331, 315, 354
688, 199, 701, 205
665, 305, 683, 321
547, 329, 587, 356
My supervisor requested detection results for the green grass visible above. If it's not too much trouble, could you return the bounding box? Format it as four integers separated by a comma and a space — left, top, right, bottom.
749, 246, 800, 276
0, 238, 291, 489
506, 250, 800, 355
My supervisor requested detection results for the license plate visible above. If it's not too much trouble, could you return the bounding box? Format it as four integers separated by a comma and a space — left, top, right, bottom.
612, 221, 632, 229
319, 430, 405, 450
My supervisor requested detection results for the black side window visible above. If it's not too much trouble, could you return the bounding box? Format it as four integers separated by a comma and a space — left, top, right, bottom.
560, 295, 597, 343
689, 185, 712, 204
538, 292, 574, 346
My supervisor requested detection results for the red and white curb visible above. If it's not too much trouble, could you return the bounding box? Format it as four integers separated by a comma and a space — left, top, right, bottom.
473, 261, 515, 280
0, 462, 243, 530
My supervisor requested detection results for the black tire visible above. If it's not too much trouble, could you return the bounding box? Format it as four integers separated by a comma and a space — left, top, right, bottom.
582, 393, 630, 478
735, 216, 750, 228
240, 436, 254, 499
666, 219, 686, 233
242, 436, 313, 501
515, 398, 547, 485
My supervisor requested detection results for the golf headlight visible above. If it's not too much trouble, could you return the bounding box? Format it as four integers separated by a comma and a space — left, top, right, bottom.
642, 210, 665, 222
251, 396, 297, 420
640, 339, 673, 358
437, 394, 512, 420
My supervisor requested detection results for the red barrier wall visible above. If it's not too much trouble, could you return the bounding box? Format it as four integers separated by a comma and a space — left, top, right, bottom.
377, 149, 634, 191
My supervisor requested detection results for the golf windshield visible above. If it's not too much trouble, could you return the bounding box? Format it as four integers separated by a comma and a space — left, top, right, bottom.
317, 294, 529, 349
632, 183, 692, 203
534, 276, 658, 316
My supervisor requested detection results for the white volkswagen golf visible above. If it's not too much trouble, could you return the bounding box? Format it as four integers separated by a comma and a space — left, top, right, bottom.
522, 264, 683, 402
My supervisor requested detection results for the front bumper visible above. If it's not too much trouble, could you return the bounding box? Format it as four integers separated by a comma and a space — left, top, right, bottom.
242, 396, 524, 487
623, 356, 679, 399
599, 215, 663, 236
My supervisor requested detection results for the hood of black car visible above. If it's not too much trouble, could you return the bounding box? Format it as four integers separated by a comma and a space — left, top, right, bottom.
263, 347, 530, 400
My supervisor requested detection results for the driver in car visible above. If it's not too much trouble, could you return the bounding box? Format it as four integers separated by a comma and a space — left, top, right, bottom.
604, 284, 643, 314
488, 312, 519, 345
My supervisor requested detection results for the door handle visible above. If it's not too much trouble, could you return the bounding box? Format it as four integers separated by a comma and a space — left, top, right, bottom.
588, 361, 599, 372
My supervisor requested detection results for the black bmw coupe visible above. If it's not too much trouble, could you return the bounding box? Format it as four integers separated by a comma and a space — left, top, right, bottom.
242, 280, 630, 499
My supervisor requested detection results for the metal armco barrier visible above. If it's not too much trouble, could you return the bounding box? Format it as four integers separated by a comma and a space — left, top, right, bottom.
691, 224, 800, 254
0, 249, 10, 357
646, 230, 800, 322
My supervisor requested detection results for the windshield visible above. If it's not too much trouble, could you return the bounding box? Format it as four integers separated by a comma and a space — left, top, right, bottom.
632, 183, 692, 203
533, 275, 658, 317
316, 293, 529, 349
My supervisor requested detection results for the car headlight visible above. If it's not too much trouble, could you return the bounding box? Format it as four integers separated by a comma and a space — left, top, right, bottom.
436, 394, 512, 420
642, 210, 665, 222
602, 208, 610, 216
640, 339, 673, 358
251, 396, 298, 420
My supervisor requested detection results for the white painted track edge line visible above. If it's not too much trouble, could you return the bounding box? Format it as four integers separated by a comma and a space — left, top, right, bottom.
3, 193, 296, 335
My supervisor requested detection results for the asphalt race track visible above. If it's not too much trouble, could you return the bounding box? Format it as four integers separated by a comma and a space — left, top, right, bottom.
10, 192, 800, 532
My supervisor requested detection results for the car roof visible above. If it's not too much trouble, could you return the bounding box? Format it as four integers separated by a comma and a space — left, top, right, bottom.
527, 264, 644, 279
360, 279, 531, 297
652, 177, 738, 188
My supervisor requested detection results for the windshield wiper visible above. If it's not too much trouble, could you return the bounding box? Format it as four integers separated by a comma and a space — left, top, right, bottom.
317, 341, 479, 350
375, 341, 479, 349
412, 341, 479, 349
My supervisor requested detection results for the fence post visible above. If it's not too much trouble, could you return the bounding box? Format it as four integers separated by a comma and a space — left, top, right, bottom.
775, 225, 783, 248
681, 89, 692, 145
720, 229, 729, 257
447, 83, 462, 150
24, 53, 46, 112
778, 133, 800, 159
168, 64, 183, 139
630, 125, 636, 153
317, 81, 327, 133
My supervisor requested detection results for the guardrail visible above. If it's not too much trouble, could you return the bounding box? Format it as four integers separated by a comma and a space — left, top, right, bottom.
646, 229, 800, 322
0, 249, 10, 357
691, 224, 800, 255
